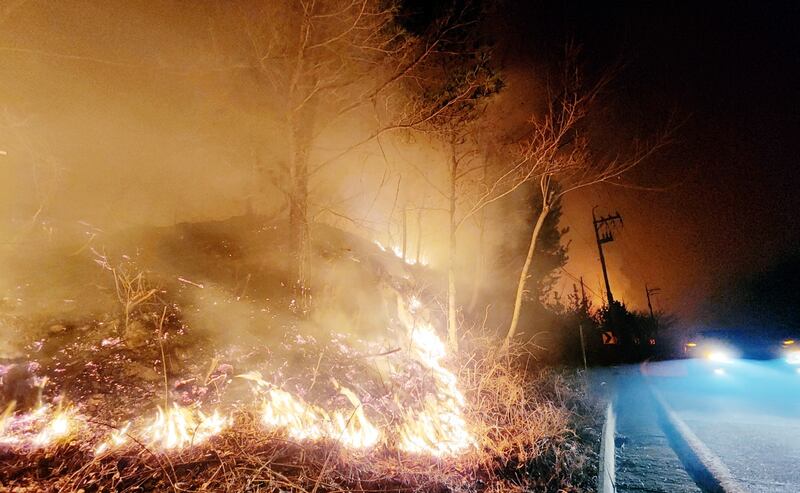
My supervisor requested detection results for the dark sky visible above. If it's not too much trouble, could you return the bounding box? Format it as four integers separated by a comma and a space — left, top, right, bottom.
500, 1, 800, 323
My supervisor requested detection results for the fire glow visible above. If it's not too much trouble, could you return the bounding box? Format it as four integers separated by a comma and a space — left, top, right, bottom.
141, 404, 230, 450
94, 422, 130, 455
396, 302, 474, 456
373, 240, 429, 266
1, 296, 472, 458
0, 404, 80, 449
259, 385, 381, 449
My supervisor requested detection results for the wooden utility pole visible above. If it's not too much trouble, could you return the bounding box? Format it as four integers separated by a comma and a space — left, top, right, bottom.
646, 284, 661, 340
592, 207, 623, 306
579, 276, 589, 314
645, 284, 660, 320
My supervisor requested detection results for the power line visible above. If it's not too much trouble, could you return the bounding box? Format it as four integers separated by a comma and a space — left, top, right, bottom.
559, 265, 601, 299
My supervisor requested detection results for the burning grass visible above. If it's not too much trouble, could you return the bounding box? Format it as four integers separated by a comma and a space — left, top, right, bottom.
0, 343, 599, 492
0, 220, 600, 491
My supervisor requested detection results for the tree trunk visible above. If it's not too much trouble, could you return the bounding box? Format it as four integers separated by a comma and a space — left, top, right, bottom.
415, 206, 423, 264
503, 204, 550, 349
467, 208, 486, 314
288, 108, 314, 314
447, 138, 459, 351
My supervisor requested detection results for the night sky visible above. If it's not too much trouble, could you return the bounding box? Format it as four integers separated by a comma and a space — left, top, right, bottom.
501, 1, 800, 324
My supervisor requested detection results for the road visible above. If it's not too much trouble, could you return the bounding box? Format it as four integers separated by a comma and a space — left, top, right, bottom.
603, 357, 800, 492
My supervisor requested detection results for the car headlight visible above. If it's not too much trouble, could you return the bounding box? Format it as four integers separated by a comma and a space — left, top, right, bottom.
785, 350, 800, 365
705, 349, 734, 363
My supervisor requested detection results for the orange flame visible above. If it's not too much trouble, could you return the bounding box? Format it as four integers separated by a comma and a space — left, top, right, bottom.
241, 372, 380, 449
260, 386, 381, 449
396, 300, 474, 456
141, 403, 229, 450
94, 422, 131, 455
0, 404, 80, 448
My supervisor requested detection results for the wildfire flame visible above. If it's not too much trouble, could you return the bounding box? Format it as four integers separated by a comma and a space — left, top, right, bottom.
373, 240, 429, 266
331, 385, 381, 449
0, 293, 471, 457
0, 403, 80, 448
141, 404, 229, 450
261, 388, 329, 442
256, 380, 381, 449
94, 422, 131, 455
396, 300, 474, 456
33, 408, 74, 446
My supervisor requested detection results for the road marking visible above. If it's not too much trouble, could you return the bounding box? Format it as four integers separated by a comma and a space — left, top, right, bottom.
599, 401, 617, 493
649, 385, 749, 493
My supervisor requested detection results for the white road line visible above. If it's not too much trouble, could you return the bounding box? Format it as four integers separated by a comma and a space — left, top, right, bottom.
650, 385, 749, 493
599, 401, 617, 493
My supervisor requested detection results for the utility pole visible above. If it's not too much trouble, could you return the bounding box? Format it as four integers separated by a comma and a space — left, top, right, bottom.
578, 276, 589, 370
646, 284, 661, 341
579, 277, 589, 314
645, 284, 660, 321
592, 207, 624, 306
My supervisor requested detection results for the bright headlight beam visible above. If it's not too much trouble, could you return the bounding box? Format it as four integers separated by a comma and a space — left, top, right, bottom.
706, 351, 733, 363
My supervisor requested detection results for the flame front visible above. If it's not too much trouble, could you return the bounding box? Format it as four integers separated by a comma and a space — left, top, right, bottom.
0, 404, 80, 448
260, 386, 380, 449
33, 409, 73, 446
94, 422, 130, 455
0, 296, 471, 458
142, 404, 229, 450
330, 386, 381, 449
261, 389, 329, 442
397, 304, 474, 456
373, 240, 429, 266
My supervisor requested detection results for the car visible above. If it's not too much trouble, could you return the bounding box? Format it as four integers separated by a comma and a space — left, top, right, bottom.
683, 328, 800, 374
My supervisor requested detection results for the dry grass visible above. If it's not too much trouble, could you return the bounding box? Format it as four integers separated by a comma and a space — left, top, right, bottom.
0, 338, 599, 493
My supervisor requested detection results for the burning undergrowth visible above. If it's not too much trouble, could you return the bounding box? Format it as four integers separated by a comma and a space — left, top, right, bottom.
0, 218, 599, 492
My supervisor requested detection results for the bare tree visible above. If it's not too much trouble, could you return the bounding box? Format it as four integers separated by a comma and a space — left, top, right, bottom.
500, 62, 674, 349
229, 0, 492, 313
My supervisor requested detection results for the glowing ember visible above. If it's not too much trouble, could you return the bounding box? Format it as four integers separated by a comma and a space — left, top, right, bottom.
409, 296, 423, 312
94, 422, 130, 455
0, 294, 472, 458
0, 403, 13, 438
391, 245, 404, 258
142, 404, 229, 450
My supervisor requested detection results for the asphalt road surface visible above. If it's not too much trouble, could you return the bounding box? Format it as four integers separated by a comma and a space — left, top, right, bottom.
640, 358, 800, 492
602, 367, 701, 493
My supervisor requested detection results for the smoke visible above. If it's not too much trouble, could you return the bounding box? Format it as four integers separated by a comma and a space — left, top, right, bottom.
0, 0, 578, 359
